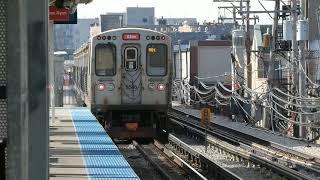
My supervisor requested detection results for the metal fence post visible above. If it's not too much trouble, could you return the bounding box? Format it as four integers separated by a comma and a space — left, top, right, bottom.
0, 138, 6, 179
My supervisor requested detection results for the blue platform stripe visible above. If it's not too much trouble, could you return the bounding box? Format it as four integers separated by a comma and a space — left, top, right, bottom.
71, 109, 140, 180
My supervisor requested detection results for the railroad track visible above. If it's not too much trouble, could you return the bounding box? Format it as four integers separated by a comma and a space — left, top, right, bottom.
168, 108, 320, 180
116, 139, 204, 180
167, 134, 243, 180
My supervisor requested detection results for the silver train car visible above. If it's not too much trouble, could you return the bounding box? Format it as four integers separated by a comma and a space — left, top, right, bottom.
73, 28, 172, 138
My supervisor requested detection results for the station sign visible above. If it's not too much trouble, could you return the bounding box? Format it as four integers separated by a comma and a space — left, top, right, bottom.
49, 6, 69, 21
201, 108, 211, 128
49, 6, 77, 24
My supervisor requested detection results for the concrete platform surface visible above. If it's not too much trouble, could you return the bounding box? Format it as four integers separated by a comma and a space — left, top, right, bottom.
49, 107, 139, 180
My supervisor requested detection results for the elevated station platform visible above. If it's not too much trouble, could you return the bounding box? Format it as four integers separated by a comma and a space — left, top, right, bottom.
49, 108, 139, 180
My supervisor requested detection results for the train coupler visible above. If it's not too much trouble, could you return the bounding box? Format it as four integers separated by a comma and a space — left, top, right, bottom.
125, 122, 138, 131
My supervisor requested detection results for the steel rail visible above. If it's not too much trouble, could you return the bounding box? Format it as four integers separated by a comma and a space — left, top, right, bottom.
169, 109, 320, 164
132, 140, 172, 180
168, 134, 243, 180
153, 139, 208, 180
168, 109, 317, 180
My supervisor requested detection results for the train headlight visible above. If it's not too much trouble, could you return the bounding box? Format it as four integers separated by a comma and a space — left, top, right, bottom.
148, 83, 155, 90
157, 83, 166, 91
97, 83, 106, 91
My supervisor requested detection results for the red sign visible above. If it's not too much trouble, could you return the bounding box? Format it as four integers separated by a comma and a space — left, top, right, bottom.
122, 33, 140, 41
49, 6, 69, 21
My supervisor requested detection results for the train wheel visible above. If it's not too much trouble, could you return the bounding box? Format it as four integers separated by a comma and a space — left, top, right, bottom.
103, 111, 112, 130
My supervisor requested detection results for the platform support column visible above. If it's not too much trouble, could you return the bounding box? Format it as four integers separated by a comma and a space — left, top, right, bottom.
49, 20, 55, 122
7, 0, 48, 179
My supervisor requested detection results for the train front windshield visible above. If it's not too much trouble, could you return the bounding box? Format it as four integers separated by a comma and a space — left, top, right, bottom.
95, 44, 116, 76
146, 44, 167, 76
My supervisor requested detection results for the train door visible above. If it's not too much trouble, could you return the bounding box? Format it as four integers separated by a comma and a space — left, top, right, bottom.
121, 45, 142, 104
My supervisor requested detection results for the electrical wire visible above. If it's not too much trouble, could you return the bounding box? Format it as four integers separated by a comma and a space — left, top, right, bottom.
271, 97, 320, 115
298, 63, 320, 88
270, 92, 320, 108
194, 73, 230, 80
267, 101, 320, 128
274, 87, 320, 101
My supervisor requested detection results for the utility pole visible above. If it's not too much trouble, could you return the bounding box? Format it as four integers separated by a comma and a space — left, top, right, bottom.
307, 0, 320, 142
178, 40, 182, 80
217, 5, 239, 26
268, 0, 280, 131
234, 5, 238, 28
298, 0, 307, 138
218, 16, 259, 25
269, 0, 280, 86
239, 0, 251, 96
245, 0, 251, 91
291, 0, 299, 137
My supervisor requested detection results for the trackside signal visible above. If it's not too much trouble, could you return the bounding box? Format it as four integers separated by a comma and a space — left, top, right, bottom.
201, 108, 211, 128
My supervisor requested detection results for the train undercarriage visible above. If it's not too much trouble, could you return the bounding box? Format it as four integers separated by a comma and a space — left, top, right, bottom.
93, 106, 168, 139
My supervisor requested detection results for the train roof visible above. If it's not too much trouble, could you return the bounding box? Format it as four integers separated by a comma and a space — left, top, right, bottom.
75, 28, 171, 55
91, 27, 169, 40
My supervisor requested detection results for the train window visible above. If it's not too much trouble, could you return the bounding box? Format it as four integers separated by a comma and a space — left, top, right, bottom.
126, 49, 136, 60
95, 44, 116, 76
124, 47, 138, 71
146, 44, 167, 76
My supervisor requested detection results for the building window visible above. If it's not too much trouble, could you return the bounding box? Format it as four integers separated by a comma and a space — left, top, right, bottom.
142, 17, 148, 23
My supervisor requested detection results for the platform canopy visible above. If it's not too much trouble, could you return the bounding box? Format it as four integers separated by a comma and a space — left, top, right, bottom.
49, 0, 93, 5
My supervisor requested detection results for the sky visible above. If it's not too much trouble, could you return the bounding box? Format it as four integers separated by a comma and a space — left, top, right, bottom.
78, 0, 275, 24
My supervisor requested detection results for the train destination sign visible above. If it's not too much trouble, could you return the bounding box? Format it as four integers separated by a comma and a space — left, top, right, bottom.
122, 33, 140, 41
